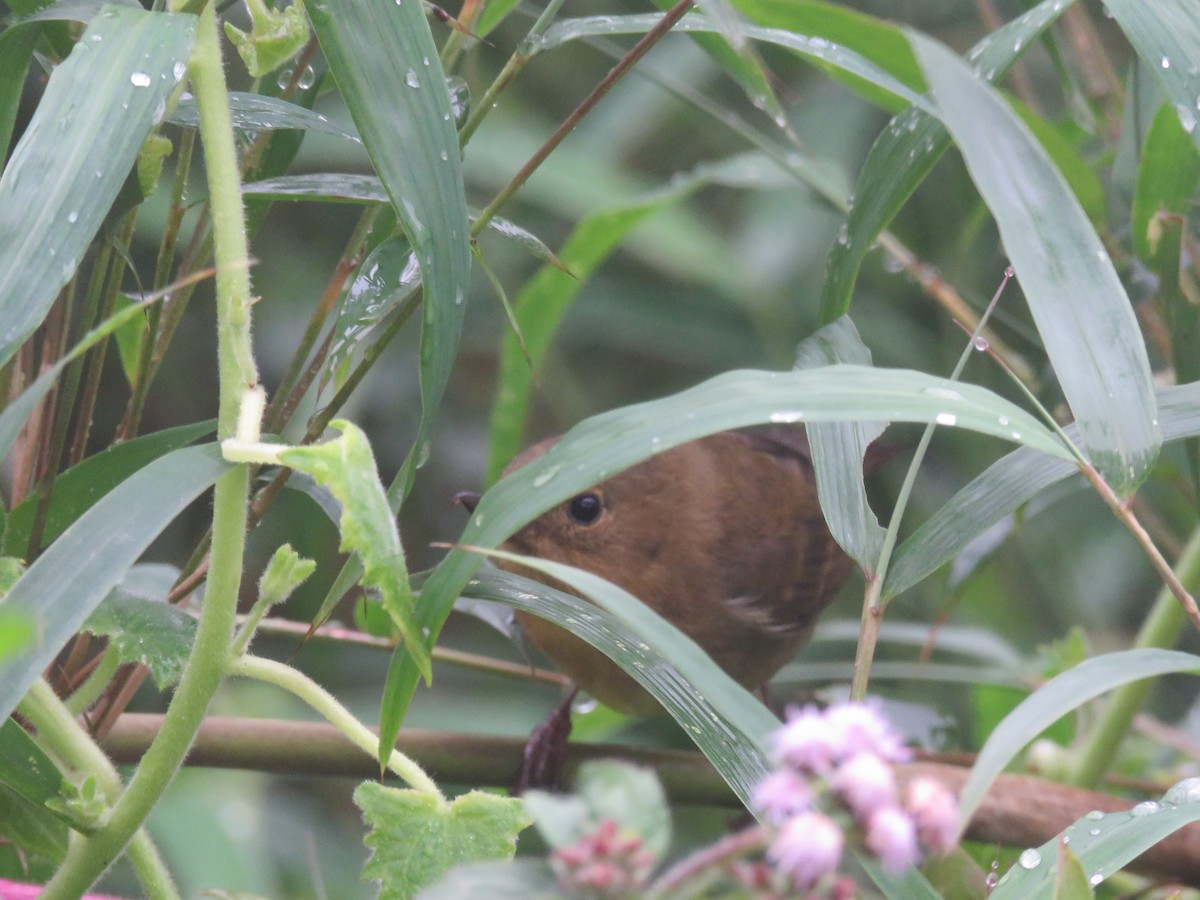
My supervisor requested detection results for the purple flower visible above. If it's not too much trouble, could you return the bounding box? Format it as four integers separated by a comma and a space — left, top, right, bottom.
865, 806, 920, 873
824, 701, 911, 763
904, 776, 960, 855
831, 751, 898, 820
752, 767, 814, 824
774, 705, 841, 774
767, 811, 844, 891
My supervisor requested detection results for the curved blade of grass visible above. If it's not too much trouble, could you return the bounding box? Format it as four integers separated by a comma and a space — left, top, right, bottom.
169, 92, 358, 141
3, 420, 215, 558
0, 5, 194, 368
820, 0, 1075, 320
911, 32, 1159, 497
957, 649, 1200, 832
379, 365, 1073, 758
794, 317, 887, 571
0, 444, 228, 724
536, 13, 934, 115
1102, 0, 1200, 149
307, 0, 472, 500
462, 567, 776, 807
886, 380, 1200, 596
991, 779, 1200, 897
0, 296, 165, 466
0, 25, 39, 160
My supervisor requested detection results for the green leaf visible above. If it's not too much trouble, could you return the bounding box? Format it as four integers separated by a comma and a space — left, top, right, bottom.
83, 568, 196, 689
279, 421, 430, 686
0, 23, 39, 161
0, 717, 67, 811
1009, 97, 1107, 227
793, 317, 887, 571
820, 0, 1074, 321
3, 421, 214, 559
0, 609, 34, 663
0, 5, 195, 368
859, 852, 942, 899
910, 31, 1159, 497
355, 782, 531, 900
957, 649, 1200, 832
1051, 841, 1093, 900
1102, 0, 1200, 152
307, 0, 472, 502
0, 296, 168, 468
243, 172, 389, 203
0, 445, 228, 724
991, 778, 1200, 897
169, 92, 358, 141
1132, 102, 1200, 265
0, 782, 68, 863
223, 0, 309, 78
418, 859, 561, 899
526, 761, 671, 860
537, 14, 934, 115
886, 380, 1200, 596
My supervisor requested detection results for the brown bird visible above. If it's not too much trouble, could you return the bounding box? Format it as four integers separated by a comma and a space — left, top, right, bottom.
461, 426, 859, 716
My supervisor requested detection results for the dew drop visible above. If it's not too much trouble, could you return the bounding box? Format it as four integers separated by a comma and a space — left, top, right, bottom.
972, 335, 989, 351
532, 465, 561, 488
1084, 810, 1105, 821
173, 61, 187, 82
130, 71, 151, 87
1089, 872, 1103, 886
1161, 56, 1171, 69
1164, 777, 1200, 804
769, 411, 805, 423
405, 68, 420, 89
997, 415, 1009, 426
1131, 800, 1160, 816
473, 513, 485, 527
67, 210, 79, 224
297, 65, 316, 90
936, 412, 958, 426
1017, 848, 1041, 869
923, 386, 964, 402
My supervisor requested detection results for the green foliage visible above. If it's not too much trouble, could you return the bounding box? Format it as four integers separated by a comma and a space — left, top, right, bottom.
355, 782, 530, 899
84, 588, 197, 689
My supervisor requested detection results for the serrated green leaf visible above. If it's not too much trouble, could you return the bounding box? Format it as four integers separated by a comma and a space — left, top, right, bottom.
356, 783, 531, 900
3, 421, 214, 559
0, 445, 227, 725
0, 4, 195, 369
279, 421, 430, 686
820, 0, 1074, 320
574, 761, 671, 860
84, 586, 196, 689
417, 859, 561, 900
958, 649, 1200, 832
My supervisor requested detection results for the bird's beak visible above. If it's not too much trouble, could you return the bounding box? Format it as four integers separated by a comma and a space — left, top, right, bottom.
452, 490, 482, 513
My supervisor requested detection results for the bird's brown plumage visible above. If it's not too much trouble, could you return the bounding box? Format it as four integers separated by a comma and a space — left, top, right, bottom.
497, 427, 855, 714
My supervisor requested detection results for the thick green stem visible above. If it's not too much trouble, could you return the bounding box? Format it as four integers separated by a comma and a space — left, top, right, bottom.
1070, 527, 1200, 788
228, 655, 445, 801
42, 4, 257, 894
19, 680, 179, 900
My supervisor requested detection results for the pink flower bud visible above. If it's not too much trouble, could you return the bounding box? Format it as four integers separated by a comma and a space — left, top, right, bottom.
905, 776, 960, 855
752, 768, 813, 824
767, 810, 844, 891
824, 701, 911, 763
865, 806, 920, 873
831, 752, 898, 820
774, 705, 840, 774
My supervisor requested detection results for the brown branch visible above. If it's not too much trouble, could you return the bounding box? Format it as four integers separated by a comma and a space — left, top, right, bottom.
99, 714, 1200, 886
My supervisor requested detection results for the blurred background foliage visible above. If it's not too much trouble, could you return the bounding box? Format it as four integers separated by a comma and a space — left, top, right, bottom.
5, 0, 1197, 895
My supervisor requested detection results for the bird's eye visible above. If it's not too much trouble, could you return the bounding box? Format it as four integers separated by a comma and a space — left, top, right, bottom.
567, 492, 604, 525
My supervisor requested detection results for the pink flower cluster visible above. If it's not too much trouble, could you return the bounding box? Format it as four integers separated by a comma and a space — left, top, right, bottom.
753, 701, 959, 893
550, 817, 657, 898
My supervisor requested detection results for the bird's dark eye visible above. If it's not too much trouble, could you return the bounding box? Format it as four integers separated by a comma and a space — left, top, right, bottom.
567, 492, 604, 525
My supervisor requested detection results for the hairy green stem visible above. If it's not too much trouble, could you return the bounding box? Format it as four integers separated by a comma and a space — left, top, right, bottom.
42, 4, 257, 894
228, 654, 445, 800
19, 680, 179, 900
1070, 528, 1200, 788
